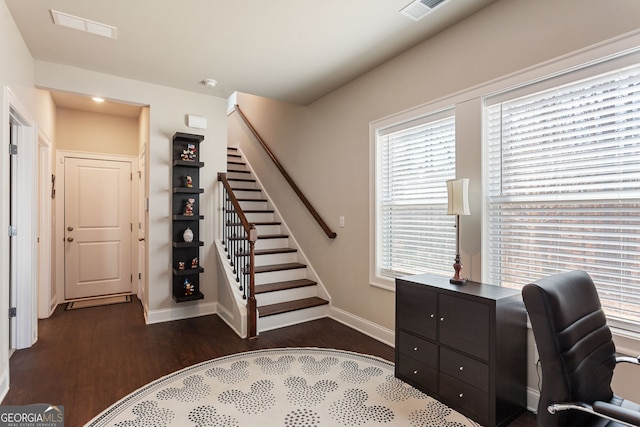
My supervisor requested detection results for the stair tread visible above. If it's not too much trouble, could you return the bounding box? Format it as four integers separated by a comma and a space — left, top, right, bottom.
229, 221, 281, 226
232, 188, 261, 192
253, 262, 306, 274
243, 209, 274, 213
235, 247, 297, 257
257, 234, 288, 239
258, 297, 329, 317
256, 278, 317, 294
227, 170, 251, 175
255, 247, 295, 255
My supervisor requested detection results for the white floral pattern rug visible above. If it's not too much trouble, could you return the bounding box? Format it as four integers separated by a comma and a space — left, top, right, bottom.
85, 348, 480, 427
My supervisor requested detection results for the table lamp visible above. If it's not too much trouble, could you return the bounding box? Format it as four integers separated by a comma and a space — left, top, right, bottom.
447, 178, 470, 284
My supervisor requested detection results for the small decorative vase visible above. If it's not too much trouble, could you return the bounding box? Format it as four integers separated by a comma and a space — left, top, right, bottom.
183, 227, 193, 243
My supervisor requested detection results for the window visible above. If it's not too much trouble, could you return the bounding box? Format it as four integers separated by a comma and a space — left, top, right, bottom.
486, 63, 640, 332
373, 109, 456, 284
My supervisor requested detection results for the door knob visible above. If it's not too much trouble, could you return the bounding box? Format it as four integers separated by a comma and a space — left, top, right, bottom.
67, 226, 74, 231
67, 237, 74, 242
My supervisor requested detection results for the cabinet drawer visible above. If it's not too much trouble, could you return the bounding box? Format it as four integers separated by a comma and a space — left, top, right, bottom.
397, 280, 437, 340
439, 294, 489, 360
439, 372, 488, 424
440, 347, 489, 392
397, 355, 437, 393
398, 331, 437, 368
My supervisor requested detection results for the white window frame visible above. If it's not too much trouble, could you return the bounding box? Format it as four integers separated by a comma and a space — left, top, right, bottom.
370, 107, 456, 290
483, 51, 640, 334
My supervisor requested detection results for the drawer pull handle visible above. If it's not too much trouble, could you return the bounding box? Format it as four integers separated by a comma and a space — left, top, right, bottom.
413, 370, 418, 375
459, 393, 464, 398
413, 347, 418, 351
459, 366, 464, 371
430, 314, 435, 318
440, 317, 445, 322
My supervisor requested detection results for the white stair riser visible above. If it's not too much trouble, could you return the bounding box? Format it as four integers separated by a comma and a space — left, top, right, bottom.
227, 160, 248, 169
233, 189, 263, 199
239, 200, 269, 211
255, 238, 289, 250
244, 212, 275, 223
257, 286, 318, 306
255, 224, 282, 235
227, 179, 257, 189
254, 252, 297, 266
257, 304, 329, 333
254, 268, 307, 285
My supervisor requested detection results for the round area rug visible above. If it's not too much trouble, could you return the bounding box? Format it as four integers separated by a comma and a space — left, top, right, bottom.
85, 348, 480, 427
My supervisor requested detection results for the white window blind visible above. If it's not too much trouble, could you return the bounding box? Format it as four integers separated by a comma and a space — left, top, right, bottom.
486, 63, 640, 332
377, 113, 456, 279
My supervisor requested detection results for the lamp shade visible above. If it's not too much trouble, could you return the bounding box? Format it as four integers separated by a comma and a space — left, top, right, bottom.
446, 178, 470, 216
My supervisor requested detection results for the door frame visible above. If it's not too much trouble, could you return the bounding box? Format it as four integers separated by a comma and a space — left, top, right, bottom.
55, 150, 138, 302
3, 87, 38, 352
38, 131, 53, 318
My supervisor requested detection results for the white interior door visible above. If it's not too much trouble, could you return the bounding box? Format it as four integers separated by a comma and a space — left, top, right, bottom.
64, 157, 132, 299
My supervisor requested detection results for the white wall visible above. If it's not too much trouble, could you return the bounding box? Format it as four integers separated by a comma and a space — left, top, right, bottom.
0, 0, 37, 400
230, 0, 640, 409
34, 61, 228, 322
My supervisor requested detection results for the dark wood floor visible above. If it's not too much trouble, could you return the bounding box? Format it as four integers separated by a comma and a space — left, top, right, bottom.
2, 296, 537, 426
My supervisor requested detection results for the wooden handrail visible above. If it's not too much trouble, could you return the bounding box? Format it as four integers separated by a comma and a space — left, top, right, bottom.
234, 104, 337, 239
218, 172, 253, 235
218, 172, 258, 338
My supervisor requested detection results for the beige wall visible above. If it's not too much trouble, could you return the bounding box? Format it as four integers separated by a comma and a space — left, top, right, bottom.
231, 0, 640, 408
56, 108, 138, 156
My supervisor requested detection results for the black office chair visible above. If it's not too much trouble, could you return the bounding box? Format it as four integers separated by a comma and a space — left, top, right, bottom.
522, 270, 640, 427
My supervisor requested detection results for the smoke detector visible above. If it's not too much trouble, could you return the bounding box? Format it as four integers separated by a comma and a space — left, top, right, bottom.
400, 0, 449, 21
202, 79, 218, 89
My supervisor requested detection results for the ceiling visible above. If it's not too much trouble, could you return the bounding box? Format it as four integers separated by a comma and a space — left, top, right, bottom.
5, 0, 498, 107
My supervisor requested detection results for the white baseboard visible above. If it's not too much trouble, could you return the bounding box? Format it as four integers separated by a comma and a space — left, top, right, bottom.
527, 387, 540, 413
329, 306, 395, 348
145, 302, 217, 325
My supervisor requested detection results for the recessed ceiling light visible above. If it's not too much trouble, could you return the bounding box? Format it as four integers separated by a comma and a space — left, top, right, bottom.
202, 79, 218, 89
92, 97, 105, 103
50, 10, 118, 40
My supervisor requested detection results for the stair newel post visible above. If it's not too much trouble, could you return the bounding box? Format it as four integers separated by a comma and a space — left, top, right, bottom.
247, 225, 258, 339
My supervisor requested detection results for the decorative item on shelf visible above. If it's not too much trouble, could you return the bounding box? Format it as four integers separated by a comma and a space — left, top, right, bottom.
183, 278, 195, 295
183, 227, 194, 242
185, 175, 193, 188
191, 257, 198, 269
180, 143, 197, 161
446, 178, 471, 285
183, 198, 195, 216
178, 261, 185, 270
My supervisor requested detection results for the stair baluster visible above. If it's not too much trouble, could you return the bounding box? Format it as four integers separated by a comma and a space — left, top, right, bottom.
218, 172, 258, 337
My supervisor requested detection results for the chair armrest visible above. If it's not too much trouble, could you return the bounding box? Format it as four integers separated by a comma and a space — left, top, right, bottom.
548, 402, 640, 427
593, 401, 640, 427
616, 356, 640, 365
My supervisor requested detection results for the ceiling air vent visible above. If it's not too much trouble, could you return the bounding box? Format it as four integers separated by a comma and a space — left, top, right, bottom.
400, 0, 449, 21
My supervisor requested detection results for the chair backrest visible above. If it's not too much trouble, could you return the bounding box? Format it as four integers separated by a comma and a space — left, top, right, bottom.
522, 270, 617, 427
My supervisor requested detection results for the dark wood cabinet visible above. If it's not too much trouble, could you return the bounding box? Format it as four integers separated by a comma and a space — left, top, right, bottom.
395, 273, 526, 427
171, 132, 205, 302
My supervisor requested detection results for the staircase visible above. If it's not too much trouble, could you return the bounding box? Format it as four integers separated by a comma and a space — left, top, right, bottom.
220, 147, 330, 335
